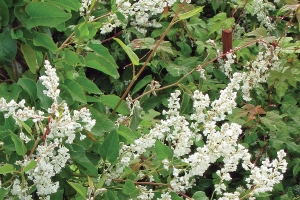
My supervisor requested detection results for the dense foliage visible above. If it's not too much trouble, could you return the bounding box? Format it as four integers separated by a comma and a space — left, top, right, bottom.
0, 0, 299, 199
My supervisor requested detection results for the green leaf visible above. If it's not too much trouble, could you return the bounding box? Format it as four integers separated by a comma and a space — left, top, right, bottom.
104, 190, 117, 200
22, 160, 37, 173
156, 41, 174, 55
0, 0, 9, 27
0, 83, 22, 101
14, 5, 29, 25
176, 41, 192, 56
33, 33, 58, 53
211, 1, 218, 13
17, 78, 37, 101
122, 180, 139, 196
16, 118, 32, 135
9, 130, 26, 156
163, 57, 199, 77
87, 42, 118, 68
178, 6, 204, 20
89, 107, 116, 136
245, 27, 268, 38
101, 95, 130, 115
62, 79, 87, 103
75, 76, 101, 94
261, 111, 287, 136
76, 22, 90, 38
195, 41, 205, 54
293, 159, 300, 177
87, 176, 94, 189
117, 125, 136, 144
277, 4, 300, 15
128, 38, 154, 50
65, 143, 98, 176
115, 11, 127, 24
85, 53, 119, 79
62, 49, 82, 65
0, 28, 17, 65
67, 182, 87, 198
96, 173, 107, 189
0, 188, 9, 200
285, 141, 300, 154
155, 140, 172, 160
192, 191, 209, 200
269, 138, 286, 150
0, 164, 14, 174
21, 44, 39, 74
254, 192, 271, 197
49, 189, 64, 200
98, 130, 119, 163
113, 38, 139, 66
25, 2, 72, 29
170, 192, 183, 200
180, 92, 192, 114
140, 109, 160, 128
37, 80, 53, 110
132, 75, 152, 95
10, 29, 23, 40
279, 37, 300, 54
274, 80, 288, 99
48, 0, 81, 11
207, 13, 235, 35
129, 105, 142, 131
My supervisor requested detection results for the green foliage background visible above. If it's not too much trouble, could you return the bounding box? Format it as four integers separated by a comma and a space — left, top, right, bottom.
0, 0, 299, 199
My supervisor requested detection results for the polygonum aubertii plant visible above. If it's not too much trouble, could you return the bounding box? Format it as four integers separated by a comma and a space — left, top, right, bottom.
0, 61, 95, 199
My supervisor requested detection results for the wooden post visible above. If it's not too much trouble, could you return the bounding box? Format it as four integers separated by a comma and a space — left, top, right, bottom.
222, 29, 232, 59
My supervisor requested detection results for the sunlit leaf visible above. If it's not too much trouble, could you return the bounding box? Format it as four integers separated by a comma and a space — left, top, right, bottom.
178, 6, 204, 20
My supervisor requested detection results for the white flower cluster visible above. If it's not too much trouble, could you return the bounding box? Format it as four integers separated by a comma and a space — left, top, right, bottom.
105, 90, 196, 183
47, 102, 94, 143
104, 70, 287, 198
219, 150, 287, 199
79, 0, 92, 17
0, 98, 45, 125
39, 60, 60, 102
2, 60, 96, 199
11, 179, 32, 200
245, 150, 287, 195
12, 143, 68, 199
252, 0, 276, 30
81, 0, 191, 34
221, 52, 235, 77
116, 95, 141, 127
137, 185, 155, 200
220, 45, 281, 102
157, 192, 172, 200
233, 24, 246, 40
241, 45, 281, 101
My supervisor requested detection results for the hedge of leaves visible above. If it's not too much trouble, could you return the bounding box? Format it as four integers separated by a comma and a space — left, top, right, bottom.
0, 0, 299, 199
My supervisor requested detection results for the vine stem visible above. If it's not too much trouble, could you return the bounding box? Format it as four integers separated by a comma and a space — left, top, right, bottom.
58, 32, 75, 50
232, 0, 248, 32
113, 178, 169, 187
133, 38, 262, 102
109, 0, 187, 118
56, 12, 113, 52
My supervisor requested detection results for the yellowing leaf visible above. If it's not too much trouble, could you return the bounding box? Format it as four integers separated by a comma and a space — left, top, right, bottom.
179, 6, 204, 20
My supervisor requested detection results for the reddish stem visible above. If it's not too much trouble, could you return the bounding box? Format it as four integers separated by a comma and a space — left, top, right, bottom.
42, 114, 53, 145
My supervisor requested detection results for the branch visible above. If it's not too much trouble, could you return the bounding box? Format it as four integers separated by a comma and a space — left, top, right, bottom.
109, 0, 188, 118
133, 38, 261, 102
